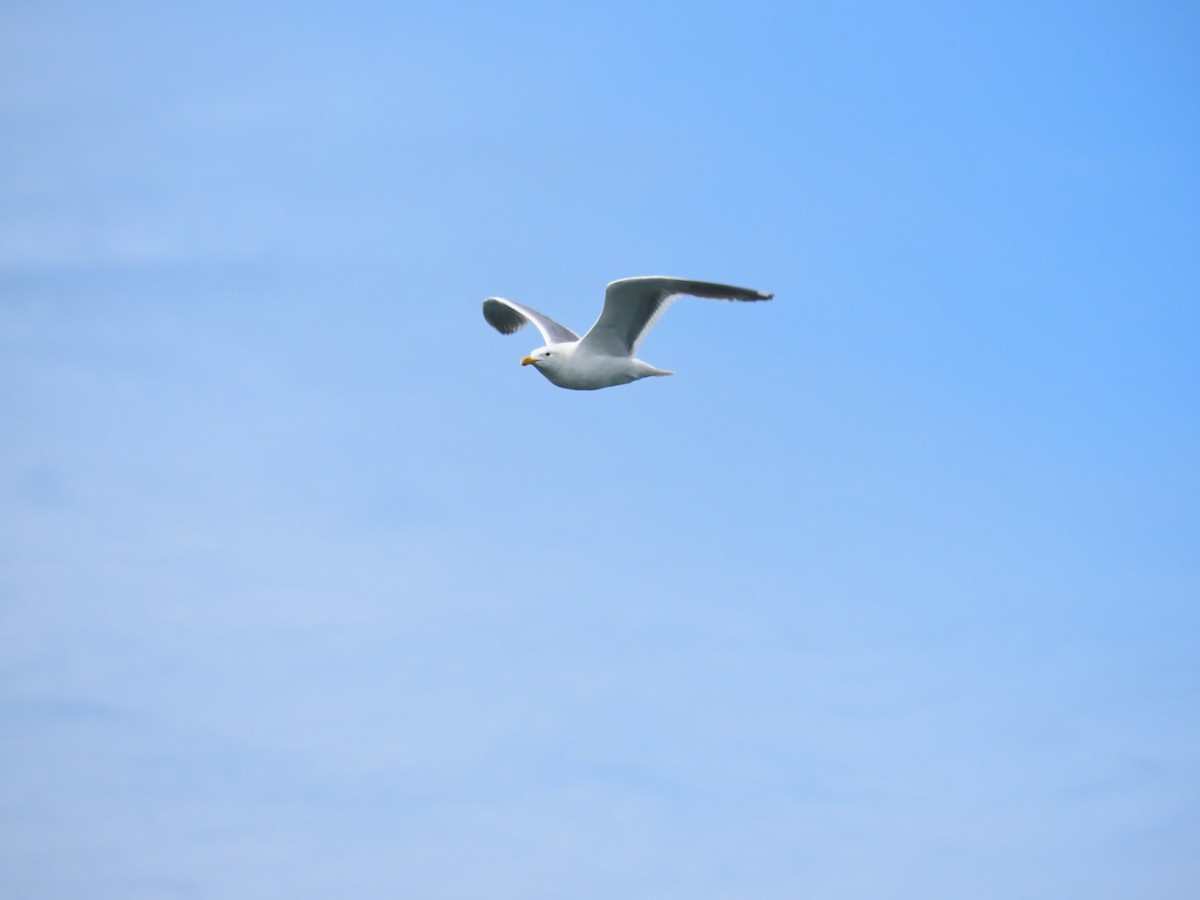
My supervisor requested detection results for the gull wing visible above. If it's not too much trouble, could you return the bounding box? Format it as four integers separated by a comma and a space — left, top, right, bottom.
576, 276, 773, 358
482, 297, 580, 345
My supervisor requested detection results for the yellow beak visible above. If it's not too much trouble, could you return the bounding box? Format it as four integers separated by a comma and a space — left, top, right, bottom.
520, 356, 537, 366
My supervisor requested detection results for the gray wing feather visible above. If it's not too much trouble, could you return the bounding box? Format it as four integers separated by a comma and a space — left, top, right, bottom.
577, 276, 773, 357
483, 297, 580, 344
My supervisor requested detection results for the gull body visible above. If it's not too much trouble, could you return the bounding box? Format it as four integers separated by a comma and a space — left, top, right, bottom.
483, 276, 773, 391
518, 341, 673, 390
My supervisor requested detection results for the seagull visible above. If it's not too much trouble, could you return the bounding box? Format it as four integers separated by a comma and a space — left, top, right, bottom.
482, 276, 773, 390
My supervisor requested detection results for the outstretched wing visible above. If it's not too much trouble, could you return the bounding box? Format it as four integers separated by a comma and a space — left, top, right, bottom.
577, 276, 773, 358
483, 297, 580, 345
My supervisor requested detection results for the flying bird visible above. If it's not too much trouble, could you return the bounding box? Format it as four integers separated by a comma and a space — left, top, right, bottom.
482, 276, 773, 391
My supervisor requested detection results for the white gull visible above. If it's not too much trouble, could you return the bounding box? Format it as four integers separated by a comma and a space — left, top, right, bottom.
482, 276, 773, 391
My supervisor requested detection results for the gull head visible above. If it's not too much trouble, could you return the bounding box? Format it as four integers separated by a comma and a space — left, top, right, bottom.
520, 342, 573, 372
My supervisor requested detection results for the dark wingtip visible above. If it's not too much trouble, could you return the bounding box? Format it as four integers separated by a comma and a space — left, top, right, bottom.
482, 297, 525, 335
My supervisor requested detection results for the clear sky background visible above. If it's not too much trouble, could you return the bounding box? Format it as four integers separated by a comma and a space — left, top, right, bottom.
2, 1, 1198, 898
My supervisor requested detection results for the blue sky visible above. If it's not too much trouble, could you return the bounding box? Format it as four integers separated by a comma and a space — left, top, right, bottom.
2, 1, 1198, 897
